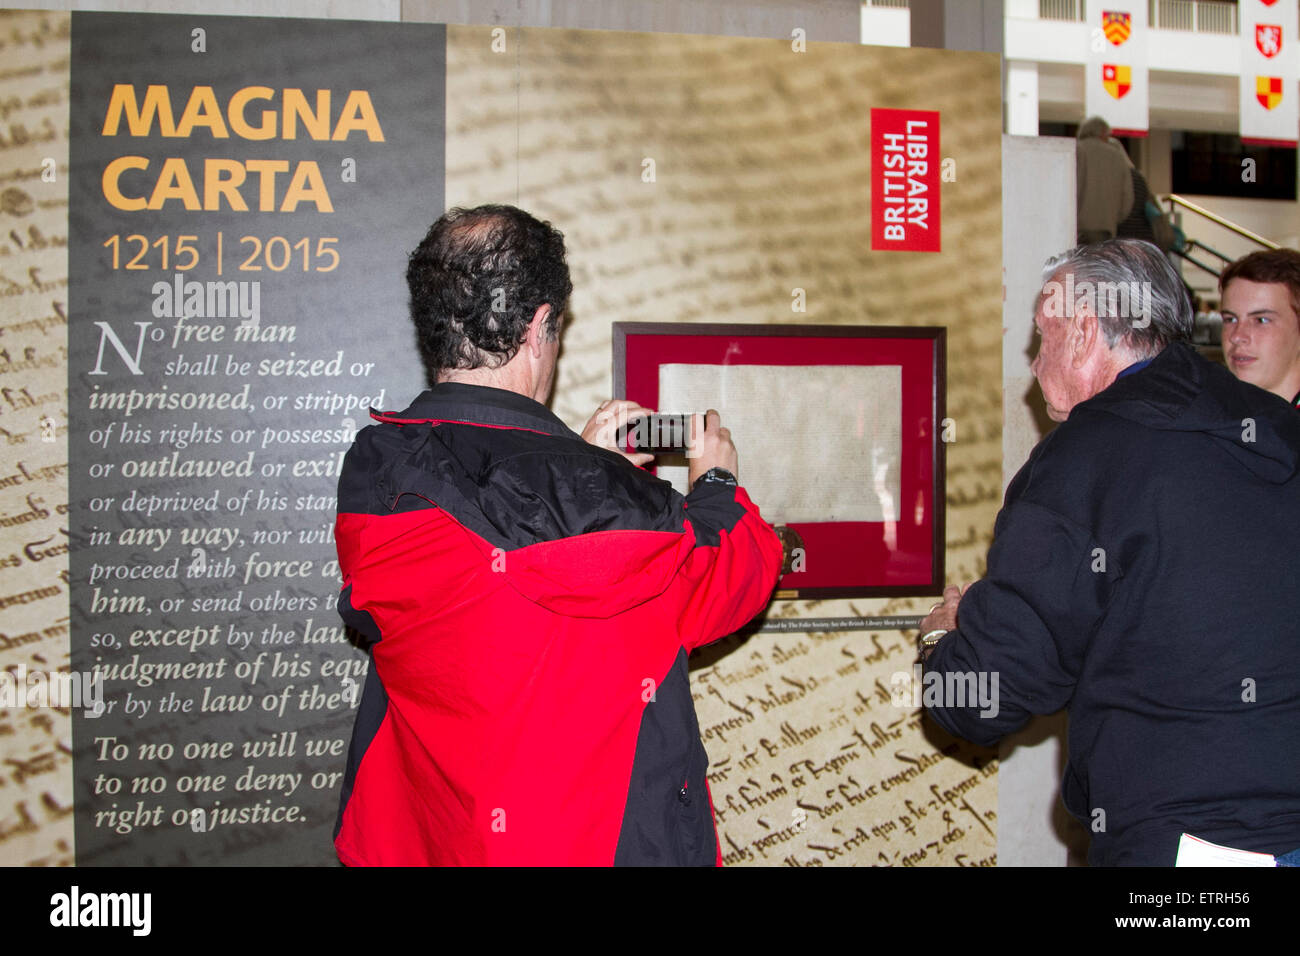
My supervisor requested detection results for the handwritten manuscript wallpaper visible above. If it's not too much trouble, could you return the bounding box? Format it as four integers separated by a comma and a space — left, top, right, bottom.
0, 12, 1002, 866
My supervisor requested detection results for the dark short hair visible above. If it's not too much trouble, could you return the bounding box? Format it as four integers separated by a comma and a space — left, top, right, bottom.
1219, 248, 1300, 330
407, 205, 573, 377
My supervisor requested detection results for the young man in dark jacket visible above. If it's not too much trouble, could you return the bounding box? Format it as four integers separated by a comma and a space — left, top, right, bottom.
919, 239, 1300, 865
332, 205, 782, 865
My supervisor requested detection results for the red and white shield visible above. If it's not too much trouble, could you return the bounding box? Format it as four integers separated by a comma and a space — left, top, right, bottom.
1256, 24, 1282, 59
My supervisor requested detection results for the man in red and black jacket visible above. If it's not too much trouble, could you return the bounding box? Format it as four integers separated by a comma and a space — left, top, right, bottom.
332, 205, 782, 865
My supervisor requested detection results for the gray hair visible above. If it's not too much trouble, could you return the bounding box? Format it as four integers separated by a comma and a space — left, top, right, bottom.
1041, 239, 1193, 358
1077, 116, 1111, 140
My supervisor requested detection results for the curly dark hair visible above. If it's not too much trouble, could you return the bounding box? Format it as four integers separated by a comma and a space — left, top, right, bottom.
407, 205, 573, 378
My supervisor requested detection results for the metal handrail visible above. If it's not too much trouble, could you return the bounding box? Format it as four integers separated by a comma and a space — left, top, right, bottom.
1184, 237, 1232, 265
1174, 248, 1227, 280
1164, 194, 1281, 250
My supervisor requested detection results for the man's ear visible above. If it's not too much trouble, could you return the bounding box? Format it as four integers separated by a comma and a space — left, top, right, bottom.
525, 304, 552, 358
1071, 302, 1101, 368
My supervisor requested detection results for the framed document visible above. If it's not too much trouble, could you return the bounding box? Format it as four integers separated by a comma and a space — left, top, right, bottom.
613, 323, 946, 599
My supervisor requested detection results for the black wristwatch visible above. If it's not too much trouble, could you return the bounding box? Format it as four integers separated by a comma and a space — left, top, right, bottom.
692, 467, 737, 490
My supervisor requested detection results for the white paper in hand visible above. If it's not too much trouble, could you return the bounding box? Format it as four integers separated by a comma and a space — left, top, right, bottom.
1174, 833, 1276, 867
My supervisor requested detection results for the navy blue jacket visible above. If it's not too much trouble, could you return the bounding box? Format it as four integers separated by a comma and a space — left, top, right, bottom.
926, 343, 1300, 865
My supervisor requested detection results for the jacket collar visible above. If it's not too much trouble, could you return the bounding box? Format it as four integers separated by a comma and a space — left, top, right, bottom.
370, 382, 581, 440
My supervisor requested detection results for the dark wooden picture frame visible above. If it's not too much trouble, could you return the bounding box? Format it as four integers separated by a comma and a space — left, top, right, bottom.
613, 323, 946, 599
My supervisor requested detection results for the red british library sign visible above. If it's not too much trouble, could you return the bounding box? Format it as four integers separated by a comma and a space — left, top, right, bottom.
871, 108, 941, 253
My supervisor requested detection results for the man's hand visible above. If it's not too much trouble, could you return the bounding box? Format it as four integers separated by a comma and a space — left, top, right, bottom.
920, 584, 964, 634
687, 409, 739, 487
582, 399, 655, 467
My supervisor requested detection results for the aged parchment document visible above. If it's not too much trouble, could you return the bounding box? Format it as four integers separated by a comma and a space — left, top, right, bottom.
656, 363, 901, 524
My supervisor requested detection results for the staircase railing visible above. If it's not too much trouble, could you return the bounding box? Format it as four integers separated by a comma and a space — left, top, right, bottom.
1162, 193, 1280, 279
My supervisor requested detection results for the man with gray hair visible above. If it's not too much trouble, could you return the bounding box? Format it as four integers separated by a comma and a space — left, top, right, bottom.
918, 239, 1300, 865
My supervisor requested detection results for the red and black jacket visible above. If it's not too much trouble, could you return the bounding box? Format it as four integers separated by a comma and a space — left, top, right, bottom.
333, 383, 782, 865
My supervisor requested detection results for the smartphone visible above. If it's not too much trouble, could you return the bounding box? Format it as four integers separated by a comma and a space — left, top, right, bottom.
616, 413, 697, 454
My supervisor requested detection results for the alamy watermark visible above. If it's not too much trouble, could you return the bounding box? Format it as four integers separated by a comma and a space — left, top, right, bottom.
890, 664, 999, 719
0, 665, 104, 716
1041, 273, 1152, 329
49, 886, 150, 936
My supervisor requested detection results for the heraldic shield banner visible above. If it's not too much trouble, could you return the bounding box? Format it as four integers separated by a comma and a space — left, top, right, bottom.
1085, 2, 1147, 135
1240, 0, 1298, 146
